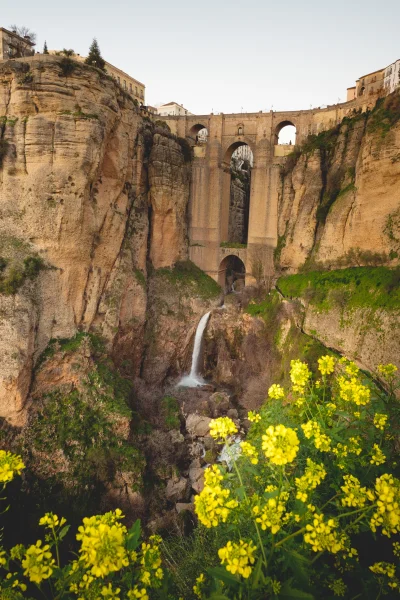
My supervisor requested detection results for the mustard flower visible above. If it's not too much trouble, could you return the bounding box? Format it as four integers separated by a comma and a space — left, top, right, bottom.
328, 578, 347, 597
209, 417, 238, 441
218, 540, 256, 579
247, 411, 261, 423
0, 548, 6, 566
370, 444, 386, 466
262, 424, 300, 465
393, 542, 400, 557
301, 421, 331, 452
0, 450, 25, 484
101, 583, 121, 598
304, 514, 346, 554
341, 474, 369, 508
377, 363, 398, 379
193, 573, 205, 598
195, 466, 238, 527
344, 362, 359, 377
268, 383, 285, 400
271, 580, 281, 594
337, 376, 370, 406
5, 573, 27, 592
76, 510, 128, 577
240, 441, 259, 464
318, 355, 336, 376
253, 491, 289, 533
39, 512, 66, 529
127, 587, 149, 600
370, 473, 400, 537
295, 458, 326, 502
290, 359, 311, 391
370, 562, 396, 578
140, 535, 163, 587
373, 413, 388, 430
22, 540, 55, 584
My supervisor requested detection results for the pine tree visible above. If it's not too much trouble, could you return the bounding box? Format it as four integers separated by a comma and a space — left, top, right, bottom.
43, 40, 49, 54
85, 38, 105, 71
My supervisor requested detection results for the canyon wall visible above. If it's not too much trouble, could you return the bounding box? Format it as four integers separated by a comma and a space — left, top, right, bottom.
0, 56, 198, 425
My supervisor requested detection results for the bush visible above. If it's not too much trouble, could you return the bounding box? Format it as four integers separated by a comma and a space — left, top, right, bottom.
59, 57, 75, 77
0, 138, 9, 167
177, 137, 193, 162
155, 260, 221, 300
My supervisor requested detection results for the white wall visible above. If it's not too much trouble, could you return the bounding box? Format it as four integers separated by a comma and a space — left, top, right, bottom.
384, 60, 400, 94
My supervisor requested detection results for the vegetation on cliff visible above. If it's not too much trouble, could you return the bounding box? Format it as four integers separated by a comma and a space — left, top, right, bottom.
154, 260, 221, 300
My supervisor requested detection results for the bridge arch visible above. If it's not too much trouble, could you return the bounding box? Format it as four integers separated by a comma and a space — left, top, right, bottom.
218, 255, 246, 290
275, 120, 296, 145
223, 139, 256, 165
189, 123, 208, 143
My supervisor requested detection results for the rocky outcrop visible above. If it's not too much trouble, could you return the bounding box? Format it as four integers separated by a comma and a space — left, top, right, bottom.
278, 97, 400, 271
0, 56, 194, 424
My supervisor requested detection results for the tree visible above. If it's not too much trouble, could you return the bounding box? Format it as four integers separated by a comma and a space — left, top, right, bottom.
8, 25, 36, 58
43, 40, 49, 54
84, 38, 105, 71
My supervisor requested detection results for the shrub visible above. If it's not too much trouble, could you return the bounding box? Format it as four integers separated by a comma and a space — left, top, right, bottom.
0, 138, 9, 167
59, 57, 75, 77
177, 136, 193, 162
155, 260, 221, 300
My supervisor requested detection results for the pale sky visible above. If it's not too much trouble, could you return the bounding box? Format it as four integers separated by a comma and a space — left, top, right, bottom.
2, 0, 399, 116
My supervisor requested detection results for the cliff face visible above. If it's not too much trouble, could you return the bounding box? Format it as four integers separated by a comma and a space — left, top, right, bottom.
0, 56, 194, 425
278, 97, 400, 271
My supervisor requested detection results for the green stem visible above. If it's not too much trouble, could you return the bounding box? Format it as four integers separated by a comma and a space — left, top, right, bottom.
274, 527, 307, 548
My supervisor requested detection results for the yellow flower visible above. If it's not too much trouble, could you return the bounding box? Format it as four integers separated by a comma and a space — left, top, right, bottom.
370, 474, 400, 537
127, 587, 149, 600
240, 441, 259, 464
341, 474, 369, 508
39, 513, 66, 529
262, 424, 300, 465
370, 444, 386, 466
193, 573, 205, 598
345, 362, 359, 377
194, 466, 238, 528
101, 583, 121, 598
0, 450, 25, 483
295, 458, 326, 502
22, 540, 55, 584
0, 548, 6, 566
76, 510, 129, 577
139, 535, 163, 587
253, 492, 289, 534
268, 383, 285, 400
218, 540, 256, 579
304, 514, 346, 554
290, 359, 311, 391
318, 355, 336, 375
393, 542, 400, 557
337, 376, 370, 406
209, 417, 238, 441
373, 413, 388, 430
301, 421, 331, 452
370, 562, 396, 578
377, 363, 398, 379
247, 411, 261, 423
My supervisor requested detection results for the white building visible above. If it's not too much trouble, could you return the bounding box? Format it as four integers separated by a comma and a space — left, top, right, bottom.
384, 59, 400, 94
157, 102, 193, 117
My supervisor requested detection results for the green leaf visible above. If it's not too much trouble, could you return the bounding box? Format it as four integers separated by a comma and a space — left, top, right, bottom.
209, 595, 231, 600
58, 525, 70, 541
279, 581, 314, 599
251, 556, 265, 588
208, 567, 240, 587
235, 485, 246, 500
126, 519, 141, 551
284, 549, 310, 587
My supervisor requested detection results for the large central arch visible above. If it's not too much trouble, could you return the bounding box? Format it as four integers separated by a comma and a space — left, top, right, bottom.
218, 255, 246, 291
220, 140, 254, 245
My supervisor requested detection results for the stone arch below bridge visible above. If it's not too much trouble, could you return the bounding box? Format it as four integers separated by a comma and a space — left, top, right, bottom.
218, 255, 246, 291
189, 123, 208, 144
221, 141, 254, 245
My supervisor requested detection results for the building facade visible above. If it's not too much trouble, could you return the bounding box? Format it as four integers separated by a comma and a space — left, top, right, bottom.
103, 61, 145, 104
384, 59, 400, 94
157, 102, 193, 117
0, 27, 35, 60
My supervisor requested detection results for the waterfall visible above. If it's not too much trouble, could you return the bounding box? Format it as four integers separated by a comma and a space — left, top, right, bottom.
178, 312, 211, 387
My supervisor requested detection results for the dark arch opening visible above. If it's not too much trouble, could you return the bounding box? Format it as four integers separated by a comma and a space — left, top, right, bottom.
218, 255, 246, 292
275, 120, 296, 145
222, 142, 253, 246
189, 123, 208, 143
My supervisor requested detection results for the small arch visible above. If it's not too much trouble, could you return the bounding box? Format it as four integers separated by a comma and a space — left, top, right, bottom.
275, 120, 296, 145
237, 123, 244, 136
223, 140, 255, 164
218, 255, 246, 291
189, 123, 208, 143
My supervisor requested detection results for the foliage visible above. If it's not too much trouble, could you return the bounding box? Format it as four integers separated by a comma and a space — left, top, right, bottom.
220, 242, 247, 249
154, 120, 170, 132
177, 137, 193, 162
163, 358, 400, 599
60, 48, 75, 57
155, 260, 221, 300
278, 267, 400, 312
0, 138, 9, 167
59, 57, 75, 77
43, 41, 48, 54
367, 93, 400, 137
85, 38, 106, 71
0, 255, 44, 295
160, 396, 180, 430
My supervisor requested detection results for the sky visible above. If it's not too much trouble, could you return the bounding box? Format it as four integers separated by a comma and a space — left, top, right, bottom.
3, 0, 400, 117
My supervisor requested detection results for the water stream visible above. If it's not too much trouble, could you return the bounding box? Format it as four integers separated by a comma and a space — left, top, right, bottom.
177, 311, 211, 387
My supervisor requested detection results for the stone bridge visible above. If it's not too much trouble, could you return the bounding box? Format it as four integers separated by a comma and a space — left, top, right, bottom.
163, 97, 371, 286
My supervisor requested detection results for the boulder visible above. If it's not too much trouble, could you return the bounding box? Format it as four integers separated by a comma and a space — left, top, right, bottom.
165, 477, 190, 502
186, 414, 211, 438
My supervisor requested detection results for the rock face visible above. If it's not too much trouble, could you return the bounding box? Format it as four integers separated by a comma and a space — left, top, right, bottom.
278, 103, 400, 271
0, 56, 195, 424
228, 171, 250, 244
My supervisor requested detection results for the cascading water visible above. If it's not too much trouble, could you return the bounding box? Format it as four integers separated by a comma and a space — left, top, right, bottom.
177, 311, 211, 387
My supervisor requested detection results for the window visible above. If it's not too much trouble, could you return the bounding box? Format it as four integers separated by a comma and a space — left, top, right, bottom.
135, 86, 138, 95
117, 76, 120, 84
140, 90, 143, 99
123, 80, 127, 89
129, 83, 132, 92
